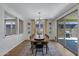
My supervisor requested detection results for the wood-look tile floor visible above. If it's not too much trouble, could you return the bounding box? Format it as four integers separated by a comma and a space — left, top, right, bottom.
5, 40, 62, 56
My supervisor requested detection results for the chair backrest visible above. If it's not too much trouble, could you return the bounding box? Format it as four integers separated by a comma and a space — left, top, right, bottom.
35, 41, 44, 48
30, 34, 35, 40
45, 34, 49, 39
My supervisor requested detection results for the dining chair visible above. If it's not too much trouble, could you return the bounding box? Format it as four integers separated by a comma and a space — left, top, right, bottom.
35, 41, 44, 56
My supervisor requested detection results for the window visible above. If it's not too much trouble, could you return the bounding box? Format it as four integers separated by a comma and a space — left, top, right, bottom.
19, 20, 23, 34
35, 20, 44, 35
5, 19, 17, 36
57, 10, 78, 55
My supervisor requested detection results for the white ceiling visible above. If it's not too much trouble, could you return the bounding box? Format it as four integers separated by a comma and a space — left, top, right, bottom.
4, 3, 76, 20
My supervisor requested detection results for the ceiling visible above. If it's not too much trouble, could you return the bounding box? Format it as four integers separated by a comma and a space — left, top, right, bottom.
4, 3, 76, 20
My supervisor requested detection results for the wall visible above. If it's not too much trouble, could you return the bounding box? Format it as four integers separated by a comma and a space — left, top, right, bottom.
25, 19, 57, 41
25, 20, 32, 40
0, 4, 27, 55
52, 20, 57, 40
46, 20, 56, 40
45, 19, 57, 41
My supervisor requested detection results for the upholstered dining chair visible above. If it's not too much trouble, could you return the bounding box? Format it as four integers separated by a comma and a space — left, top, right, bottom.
35, 41, 44, 56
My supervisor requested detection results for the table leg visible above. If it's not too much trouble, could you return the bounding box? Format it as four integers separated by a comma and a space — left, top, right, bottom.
46, 43, 48, 54
31, 42, 34, 55
32, 46, 33, 54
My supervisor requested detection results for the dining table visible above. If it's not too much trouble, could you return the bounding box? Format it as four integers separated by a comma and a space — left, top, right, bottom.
30, 35, 49, 54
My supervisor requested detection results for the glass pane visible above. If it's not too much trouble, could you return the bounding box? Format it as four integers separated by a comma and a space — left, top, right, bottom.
6, 23, 11, 36
5, 19, 17, 36
36, 24, 39, 28
57, 20, 65, 45
65, 21, 78, 55
40, 24, 43, 28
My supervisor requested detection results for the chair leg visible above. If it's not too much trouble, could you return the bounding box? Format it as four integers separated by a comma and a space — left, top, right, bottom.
35, 48, 44, 56
42, 48, 44, 55
31, 45, 34, 55
35, 49, 37, 56
32, 48, 33, 54
46, 44, 48, 54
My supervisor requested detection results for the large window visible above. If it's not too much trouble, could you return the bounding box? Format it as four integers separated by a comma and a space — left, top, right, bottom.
5, 19, 17, 36
4, 11, 24, 36
35, 20, 44, 35
57, 10, 78, 55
